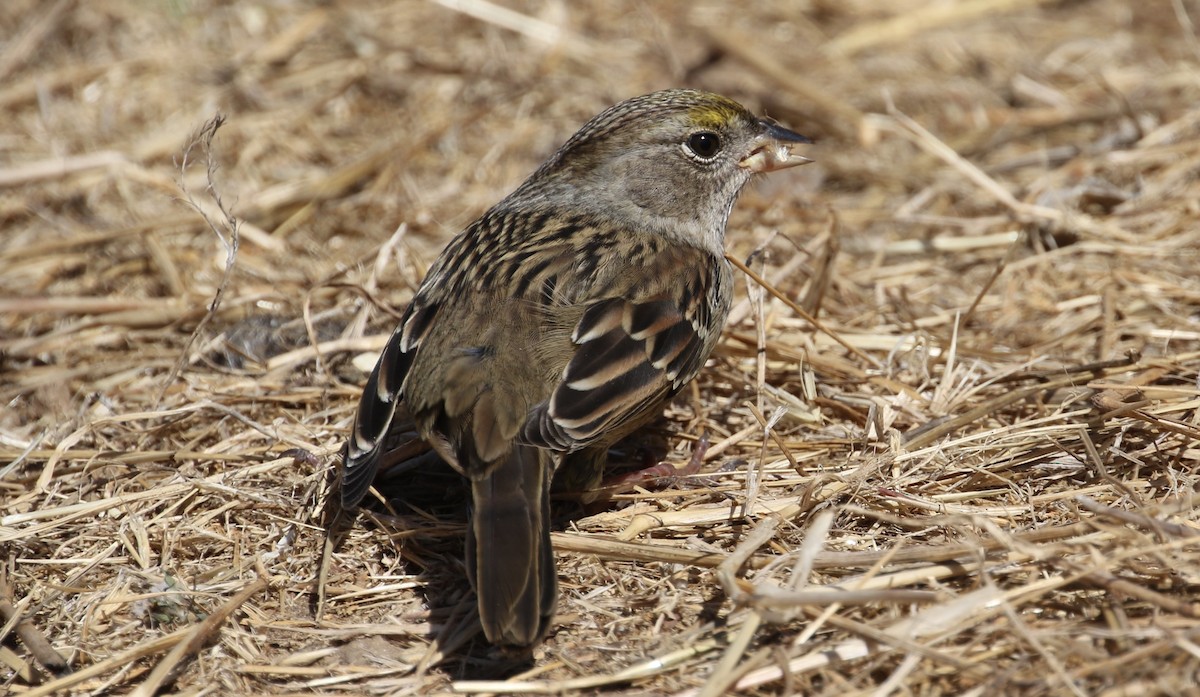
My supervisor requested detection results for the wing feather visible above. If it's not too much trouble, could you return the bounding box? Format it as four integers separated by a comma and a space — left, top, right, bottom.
522, 288, 712, 453
340, 301, 436, 507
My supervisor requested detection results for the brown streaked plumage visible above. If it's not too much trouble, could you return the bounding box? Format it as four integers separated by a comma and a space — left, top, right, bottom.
341, 89, 810, 646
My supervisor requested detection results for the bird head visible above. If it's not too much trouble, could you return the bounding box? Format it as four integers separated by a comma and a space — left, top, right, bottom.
511, 89, 812, 254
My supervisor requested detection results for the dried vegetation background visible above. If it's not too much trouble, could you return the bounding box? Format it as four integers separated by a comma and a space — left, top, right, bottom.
3, 0, 1200, 694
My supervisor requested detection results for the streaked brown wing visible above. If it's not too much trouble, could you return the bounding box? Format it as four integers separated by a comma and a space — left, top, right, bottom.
521, 293, 708, 452
340, 300, 439, 508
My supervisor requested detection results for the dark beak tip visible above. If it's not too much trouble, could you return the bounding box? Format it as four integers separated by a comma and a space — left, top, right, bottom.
762, 119, 814, 145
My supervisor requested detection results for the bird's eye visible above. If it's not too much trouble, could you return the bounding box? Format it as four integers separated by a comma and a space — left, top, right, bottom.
685, 131, 721, 159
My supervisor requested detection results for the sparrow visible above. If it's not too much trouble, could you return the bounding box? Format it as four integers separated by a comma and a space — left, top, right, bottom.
341, 89, 811, 646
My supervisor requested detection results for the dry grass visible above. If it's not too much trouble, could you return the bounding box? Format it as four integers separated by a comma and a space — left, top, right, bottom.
3, 0, 1200, 694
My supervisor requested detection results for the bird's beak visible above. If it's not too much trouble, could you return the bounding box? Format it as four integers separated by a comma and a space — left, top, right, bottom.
739, 121, 813, 173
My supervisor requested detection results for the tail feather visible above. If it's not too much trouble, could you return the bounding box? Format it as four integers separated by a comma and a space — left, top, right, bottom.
466, 445, 556, 646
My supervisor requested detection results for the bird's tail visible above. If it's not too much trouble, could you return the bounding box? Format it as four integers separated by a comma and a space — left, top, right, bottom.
466, 445, 556, 646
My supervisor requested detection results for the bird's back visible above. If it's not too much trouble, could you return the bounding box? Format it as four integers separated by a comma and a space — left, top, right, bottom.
402, 208, 731, 475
